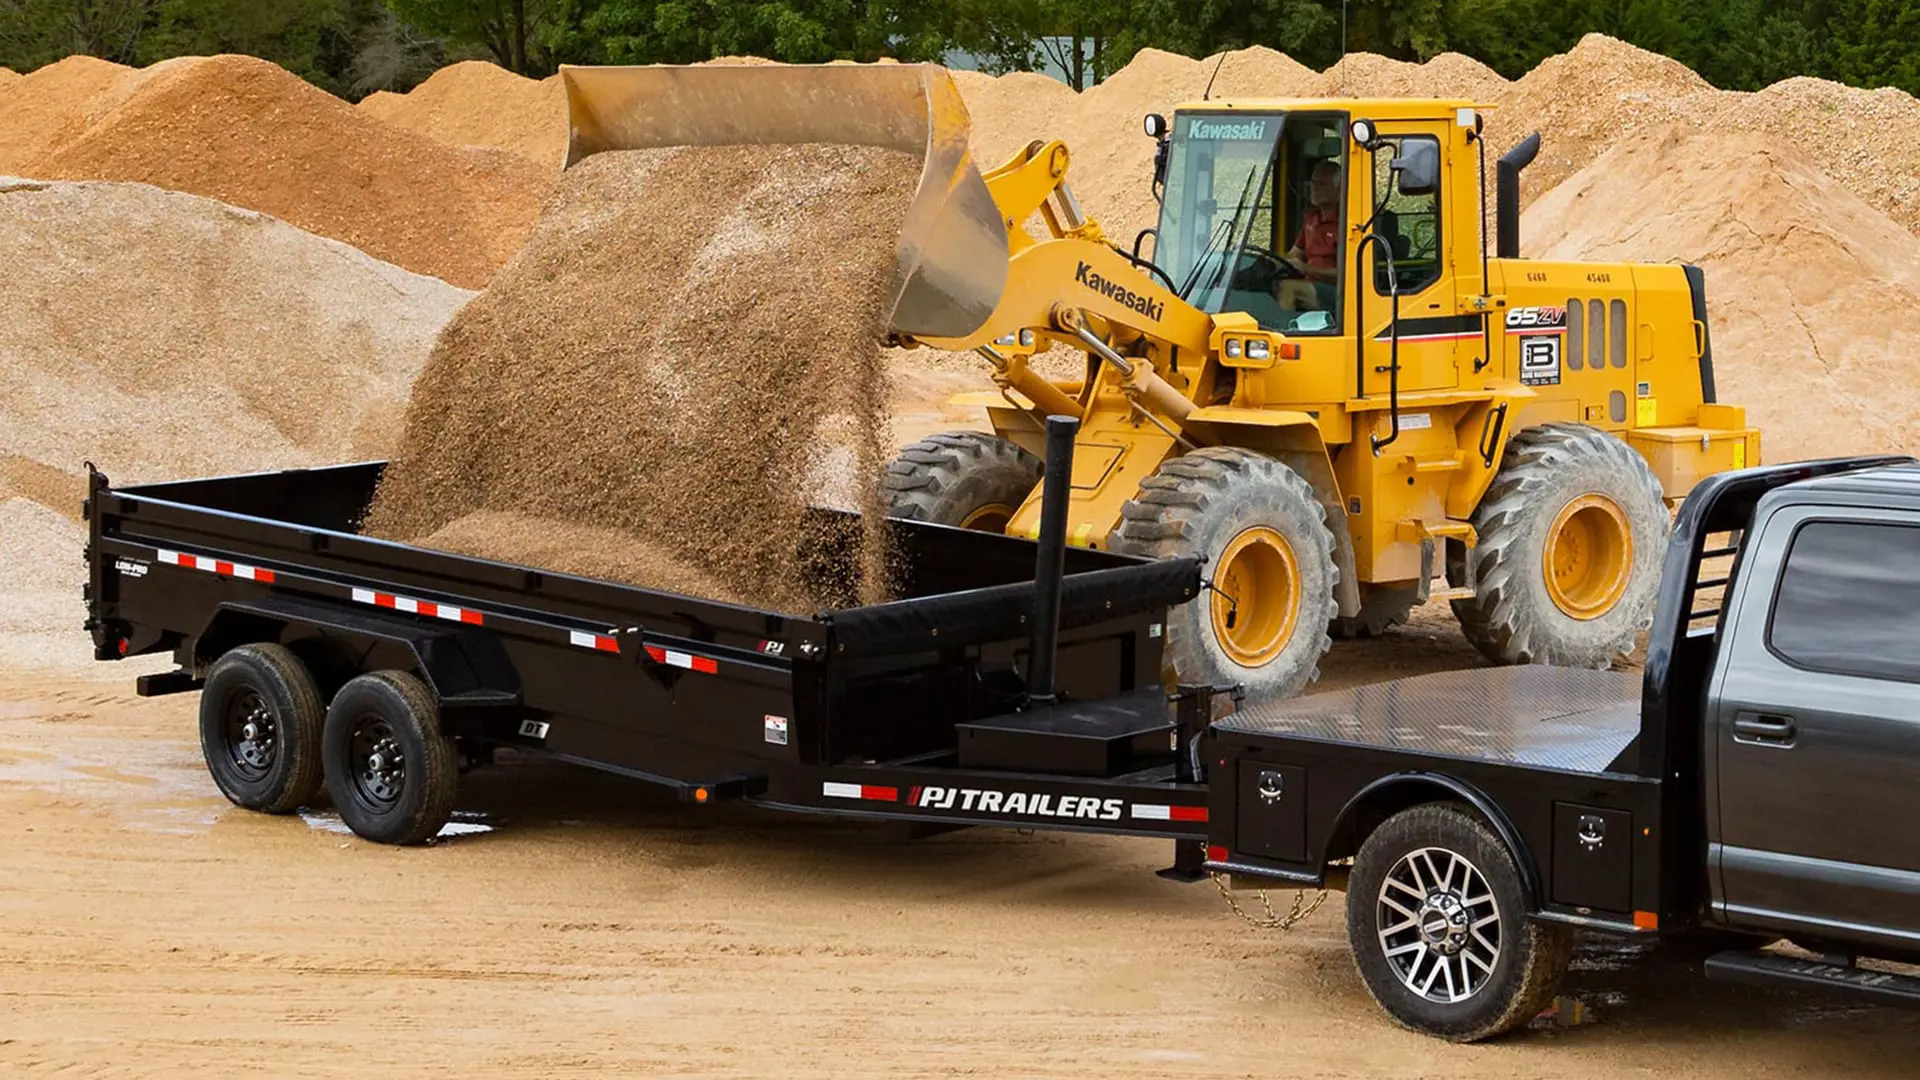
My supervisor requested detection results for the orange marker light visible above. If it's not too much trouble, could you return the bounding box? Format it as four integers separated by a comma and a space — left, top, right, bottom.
1278, 343, 1301, 360
1632, 910, 1659, 930
694, 787, 710, 804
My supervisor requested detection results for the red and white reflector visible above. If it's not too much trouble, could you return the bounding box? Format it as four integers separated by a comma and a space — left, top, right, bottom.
568, 630, 620, 653
822, 781, 898, 802
645, 645, 718, 674
157, 548, 275, 584
349, 587, 483, 626
1130, 803, 1208, 823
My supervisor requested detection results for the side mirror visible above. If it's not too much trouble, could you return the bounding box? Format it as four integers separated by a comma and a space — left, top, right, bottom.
1391, 139, 1440, 197
1144, 113, 1168, 139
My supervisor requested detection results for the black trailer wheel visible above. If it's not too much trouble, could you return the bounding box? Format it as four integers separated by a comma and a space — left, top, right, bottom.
1330, 584, 1419, 639
321, 671, 458, 845
883, 431, 1042, 532
1452, 424, 1668, 667
198, 642, 325, 814
1110, 447, 1338, 699
1347, 804, 1573, 1042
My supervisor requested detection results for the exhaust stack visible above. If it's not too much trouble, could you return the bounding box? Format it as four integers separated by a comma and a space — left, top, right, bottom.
1496, 132, 1541, 260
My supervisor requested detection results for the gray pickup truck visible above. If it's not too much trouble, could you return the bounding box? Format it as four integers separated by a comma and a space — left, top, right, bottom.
1203, 454, 1920, 1040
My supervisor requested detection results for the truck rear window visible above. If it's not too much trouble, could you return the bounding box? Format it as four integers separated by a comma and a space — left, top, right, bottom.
1769, 520, 1920, 682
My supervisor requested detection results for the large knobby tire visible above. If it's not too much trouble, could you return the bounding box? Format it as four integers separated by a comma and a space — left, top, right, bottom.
198, 643, 326, 814
1330, 584, 1419, 640
1347, 804, 1574, 1042
1110, 447, 1338, 699
1453, 424, 1667, 667
883, 431, 1042, 532
321, 671, 459, 845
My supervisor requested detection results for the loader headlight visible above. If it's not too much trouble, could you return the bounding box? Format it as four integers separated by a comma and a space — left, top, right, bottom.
1019, 328, 1035, 347
1246, 339, 1271, 360
1224, 338, 1243, 359
995, 332, 1017, 346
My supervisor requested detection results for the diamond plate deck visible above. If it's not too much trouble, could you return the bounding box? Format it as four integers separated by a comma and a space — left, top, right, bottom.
1213, 667, 1646, 775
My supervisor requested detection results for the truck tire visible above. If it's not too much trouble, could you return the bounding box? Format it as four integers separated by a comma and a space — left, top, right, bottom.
321, 670, 458, 845
883, 431, 1041, 532
1347, 804, 1573, 1042
1330, 584, 1419, 639
1452, 424, 1667, 667
198, 642, 326, 814
1110, 447, 1337, 699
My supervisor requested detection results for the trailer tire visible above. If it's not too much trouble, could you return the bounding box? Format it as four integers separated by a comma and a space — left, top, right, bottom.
1110, 447, 1337, 699
1347, 804, 1573, 1042
321, 671, 458, 846
198, 643, 326, 814
1330, 584, 1419, 639
1452, 424, 1667, 667
883, 431, 1042, 532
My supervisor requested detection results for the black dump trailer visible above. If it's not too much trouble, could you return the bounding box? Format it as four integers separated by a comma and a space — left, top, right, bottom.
82, 419, 1224, 851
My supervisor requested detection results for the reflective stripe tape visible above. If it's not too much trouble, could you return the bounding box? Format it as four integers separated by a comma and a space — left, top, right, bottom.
349, 587, 483, 626
1130, 804, 1207, 823
156, 548, 275, 584
568, 630, 619, 653
645, 645, 718, 674
822, 782, 898, 802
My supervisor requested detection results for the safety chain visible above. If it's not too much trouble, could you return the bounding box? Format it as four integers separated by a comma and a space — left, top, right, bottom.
1211, 872, 1329, 931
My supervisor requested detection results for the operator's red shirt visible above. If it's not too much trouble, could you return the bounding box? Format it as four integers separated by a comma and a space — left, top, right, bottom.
1294, 206, 1338, 269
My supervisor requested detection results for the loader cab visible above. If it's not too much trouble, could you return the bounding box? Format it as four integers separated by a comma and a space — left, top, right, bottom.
1152, 108, 1350, 336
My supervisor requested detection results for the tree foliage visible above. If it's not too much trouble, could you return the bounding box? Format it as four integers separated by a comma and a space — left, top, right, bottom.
2, 0, 1919, 101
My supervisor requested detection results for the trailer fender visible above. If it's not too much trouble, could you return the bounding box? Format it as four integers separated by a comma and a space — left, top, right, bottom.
193, 597, 522, 731
1324, 771, 1543, 909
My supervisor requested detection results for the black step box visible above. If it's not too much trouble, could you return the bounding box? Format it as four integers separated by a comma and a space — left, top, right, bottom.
956, 687, 1174, 777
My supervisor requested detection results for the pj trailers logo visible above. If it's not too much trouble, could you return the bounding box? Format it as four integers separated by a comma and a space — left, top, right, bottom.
911, 785, 1125, 821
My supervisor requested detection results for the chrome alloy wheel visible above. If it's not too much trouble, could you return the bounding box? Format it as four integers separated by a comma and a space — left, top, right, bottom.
1376, 846, 1503, 1004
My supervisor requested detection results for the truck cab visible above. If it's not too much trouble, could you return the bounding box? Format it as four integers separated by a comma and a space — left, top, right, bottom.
1201, 454, 1920, 1040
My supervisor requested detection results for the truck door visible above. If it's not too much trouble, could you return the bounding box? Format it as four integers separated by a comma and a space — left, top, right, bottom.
1709, 505, 1920, 945
1359, 123, 1461, 395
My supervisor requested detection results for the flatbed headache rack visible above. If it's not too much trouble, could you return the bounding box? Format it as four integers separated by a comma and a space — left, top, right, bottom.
84, 418, 1235, 854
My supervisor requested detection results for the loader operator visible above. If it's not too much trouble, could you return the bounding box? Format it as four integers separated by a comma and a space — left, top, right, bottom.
1282, 158, 1341, 312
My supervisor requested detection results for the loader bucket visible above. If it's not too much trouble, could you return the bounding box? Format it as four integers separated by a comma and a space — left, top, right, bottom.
559, 62, 1010, 341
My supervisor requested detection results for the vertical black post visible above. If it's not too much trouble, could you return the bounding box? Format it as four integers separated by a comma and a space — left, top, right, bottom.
1026, 414, 1079, 706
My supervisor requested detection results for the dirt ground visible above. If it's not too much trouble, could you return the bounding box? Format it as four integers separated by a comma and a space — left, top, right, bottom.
4, 606, 1916, 1078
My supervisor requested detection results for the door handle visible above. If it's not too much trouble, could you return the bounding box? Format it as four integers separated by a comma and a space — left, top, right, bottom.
1731, 713, 1797, 747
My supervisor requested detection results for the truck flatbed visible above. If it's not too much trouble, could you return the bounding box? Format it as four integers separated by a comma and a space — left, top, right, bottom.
1213, 667, 1644, 775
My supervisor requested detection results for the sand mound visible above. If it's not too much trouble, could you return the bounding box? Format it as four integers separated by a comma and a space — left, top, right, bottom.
1492, 34, 1713, 203
0, 54, 131, 172
358, 60, 566, 167
1524, 126, 1920, 463
365, 143, 914, 613
0, 178, 473, 491
1322, 51, 1508, 101
0, 67, 17, 83
0, 498, 91, 670
28, 54, 548, 288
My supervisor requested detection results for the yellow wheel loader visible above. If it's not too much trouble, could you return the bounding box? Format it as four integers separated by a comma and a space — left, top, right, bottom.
560, 62, 1760, 701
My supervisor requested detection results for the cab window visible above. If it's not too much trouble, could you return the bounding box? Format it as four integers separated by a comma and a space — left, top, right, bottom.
1222, 114, 1346, 336
1370, 135, 1442, 295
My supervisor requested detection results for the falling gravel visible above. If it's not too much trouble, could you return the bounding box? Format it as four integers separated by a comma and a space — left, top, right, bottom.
365, 143, 917, 614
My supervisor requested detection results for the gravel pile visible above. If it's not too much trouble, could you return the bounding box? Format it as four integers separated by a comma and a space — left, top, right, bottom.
358, 60, 567, 167
20, 54, 549, 287
365, 143, 917, 614
1524, 126, 1920, 463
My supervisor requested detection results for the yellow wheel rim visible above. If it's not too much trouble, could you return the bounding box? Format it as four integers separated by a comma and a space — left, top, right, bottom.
958, 502, 1015, 532
1543, 494, 1633, 620
1210, 526, 1301, 667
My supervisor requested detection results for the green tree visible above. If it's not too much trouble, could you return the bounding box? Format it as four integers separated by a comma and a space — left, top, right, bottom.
382, 0, 573, 73
1824, 0, 1920, 93
137, 0, 356, 90
580, 0, 947, 65
0, 0, 158, 70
